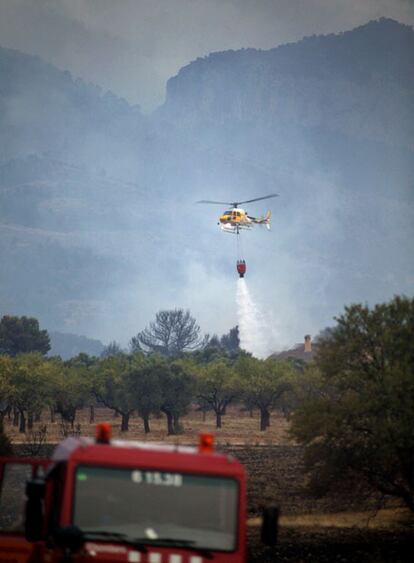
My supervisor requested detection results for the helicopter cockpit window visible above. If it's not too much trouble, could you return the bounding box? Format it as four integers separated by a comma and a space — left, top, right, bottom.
224, 211, 232, 216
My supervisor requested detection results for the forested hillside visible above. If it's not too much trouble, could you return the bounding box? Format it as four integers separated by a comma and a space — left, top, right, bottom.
162, 18, 414, 147
0, 46, 143, 162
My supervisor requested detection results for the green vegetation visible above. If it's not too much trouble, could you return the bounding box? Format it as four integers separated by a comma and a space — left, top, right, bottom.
1, 298, 413, 515
159, 360, 195, 435
128, 354, 165, 433
8, 353, 53, 433
51, 360, 92, 429
94, 353, 136, 432
196, 360, 239, 428
237, 355, 295, 431
130, 309, 206, 356
0, 311, 290, 435
291, 296, 414, 512
100, 341, 125, 358
0, 315, 50, 356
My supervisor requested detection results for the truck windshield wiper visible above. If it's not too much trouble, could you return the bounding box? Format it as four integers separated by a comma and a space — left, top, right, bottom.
82, 531, 148, 553
134, 537, 213, 559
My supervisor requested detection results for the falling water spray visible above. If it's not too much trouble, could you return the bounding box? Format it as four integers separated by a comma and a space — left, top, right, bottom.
236, 278, 273, 358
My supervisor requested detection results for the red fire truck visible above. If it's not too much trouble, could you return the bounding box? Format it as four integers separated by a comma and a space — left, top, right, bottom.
0, 425, 277, 562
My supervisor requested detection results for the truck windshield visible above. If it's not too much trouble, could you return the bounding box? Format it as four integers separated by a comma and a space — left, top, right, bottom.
73, 465, 238, 552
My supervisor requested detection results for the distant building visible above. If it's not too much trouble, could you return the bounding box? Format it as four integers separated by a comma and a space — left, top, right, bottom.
270, 334, 316, 363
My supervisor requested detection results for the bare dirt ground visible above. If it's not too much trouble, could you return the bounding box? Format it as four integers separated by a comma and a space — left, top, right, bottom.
4, 404, 291, 446
228, 445, 414, 562
5, 406, 414, 562
247, 527, 414, 563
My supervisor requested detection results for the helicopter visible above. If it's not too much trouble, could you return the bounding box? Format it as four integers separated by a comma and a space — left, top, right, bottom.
197, 193, 278, 277
197, 193, 278, 234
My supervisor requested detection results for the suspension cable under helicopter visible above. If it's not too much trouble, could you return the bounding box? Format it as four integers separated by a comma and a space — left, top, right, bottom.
236, 226, 244, 261
236, 225, 247, 277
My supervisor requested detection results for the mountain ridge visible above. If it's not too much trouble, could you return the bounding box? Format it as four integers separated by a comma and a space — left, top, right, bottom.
0, 18, 413, 344
161, 18, 414, 150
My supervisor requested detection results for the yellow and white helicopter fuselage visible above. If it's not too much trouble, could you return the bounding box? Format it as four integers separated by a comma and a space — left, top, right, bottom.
218, 208, 271, 233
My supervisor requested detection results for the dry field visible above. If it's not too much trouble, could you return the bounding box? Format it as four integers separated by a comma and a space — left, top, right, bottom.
5, 406, 414, 562
4, 404, 291, 446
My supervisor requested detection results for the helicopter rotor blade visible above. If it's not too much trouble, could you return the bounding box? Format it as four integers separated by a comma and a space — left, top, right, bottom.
237, 193, 279, 205
197, 193, 279, 207
196, 200, 234, 205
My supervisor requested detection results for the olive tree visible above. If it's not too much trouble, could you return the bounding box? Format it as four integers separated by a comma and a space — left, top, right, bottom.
159, 360, 195, 435
196, 360, 239, 428
66, 353, 99, 423
9, 353, 53, 432
128, 354, 164, 433
51, 360, 91, 428
237, 355, 294, 431
94, 354, 135, 431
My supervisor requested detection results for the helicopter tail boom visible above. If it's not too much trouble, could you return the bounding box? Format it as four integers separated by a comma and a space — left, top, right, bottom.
247, 210, 271, 227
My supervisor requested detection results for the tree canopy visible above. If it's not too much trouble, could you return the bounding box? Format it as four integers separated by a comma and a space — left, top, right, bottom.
220, 326, 240, 355
237, 355, 294, 430
100, 341, 124, 358
93, 353, 135, 431
159, 359, 195, 435
290, 295, 414, 511
0, 315, 50, 356
8, 353, 53, 432
131, 309, 206, 357
196, 359, 239, 428
127, 354, 165, 433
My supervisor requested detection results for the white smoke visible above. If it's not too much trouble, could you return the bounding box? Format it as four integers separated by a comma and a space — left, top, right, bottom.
236, 278, 276, 358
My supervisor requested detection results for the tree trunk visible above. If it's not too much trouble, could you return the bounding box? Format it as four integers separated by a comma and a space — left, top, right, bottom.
260, 408, 270, 431
215, 410, 222, 429
249, 408, 254, 418
89, 405, 95, 424
121, 412, 129, 432
202, 410, 206, 422
28, 412, 34, 430
19, 410, 26, 433
13, 408, 19, 427
165, 411, 174, 435
35, 412, 41, 422
143, 414, 150, 434
173, 414, 180, 434
50, 408, 56, 423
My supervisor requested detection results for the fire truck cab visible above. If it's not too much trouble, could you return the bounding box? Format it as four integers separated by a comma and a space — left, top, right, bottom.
0, 428, 276, 562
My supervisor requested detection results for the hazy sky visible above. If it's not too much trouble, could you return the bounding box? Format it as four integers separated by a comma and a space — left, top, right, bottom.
1, 0, 413, 111
1, 0, 413, 350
